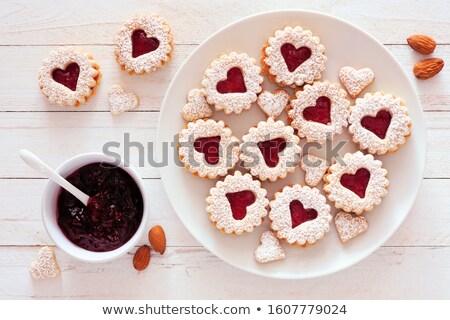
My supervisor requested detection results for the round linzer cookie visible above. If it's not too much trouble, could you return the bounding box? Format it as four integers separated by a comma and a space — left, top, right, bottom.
349, 92, 411, 155
261, 26, 326, 87
287, 81, 350, 144
38, 47, 100, 107
115, 14, 173, 74
178, 119, 240, 179
240, 117, 301, 182
206, 171, 269, 235
201, 52, 263, 114
323, 151, 389, 214
269, 184, 332, 246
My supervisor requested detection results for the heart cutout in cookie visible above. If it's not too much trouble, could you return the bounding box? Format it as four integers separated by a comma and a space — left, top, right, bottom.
335, 212, 368, 243
303, 96, 331, 125
361, 110, 392, 139
339, 66, 375, 98
52, 63, 80, 91
301, 155, 329, 187
181, 89, 213, 121
108, 85, 139, 115
29, 246, 60, 279
216, 67, 247, 93
281, 43, 312, 72
256, 89, 290, 119
226, 190, 256, 220
255, 231, 286, 264
131, 29, 160, 58
340, 168, 371, 198
257, 138, 287, 168
289, 200, 318, 228
194, 136, 221, 165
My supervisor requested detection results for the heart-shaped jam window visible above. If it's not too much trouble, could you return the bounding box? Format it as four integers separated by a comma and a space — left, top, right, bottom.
281, 43, 312, 72
340, 168, 371, 198
257, 138, 287, 168
226, 190, 256, 220
216, 67, 247, 94
361, 110, 392, 139
303, 96, 331, 125
194, 136, 221, 165
131, 29, 160, 58
289, 200, 318, 228
52, 63, 80, 91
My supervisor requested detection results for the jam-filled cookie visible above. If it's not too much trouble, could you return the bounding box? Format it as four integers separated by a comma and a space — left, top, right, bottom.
287, 80, 351, 144
38, 47, 100, 106
240, 117, 301, 182
323, 151, 389, 214
349, 92, 411, 155
269, 184, 332, 246
115, 14, 173, 74
201, 52, 263, 114
206, 171, 269, 235
261, 26, 326, 87
178, 119, 240, 179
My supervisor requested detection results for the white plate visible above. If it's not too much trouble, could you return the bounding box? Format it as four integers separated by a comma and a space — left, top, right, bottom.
157, 10, 426, 279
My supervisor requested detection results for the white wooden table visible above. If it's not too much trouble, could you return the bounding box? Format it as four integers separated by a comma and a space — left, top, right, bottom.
1, 0, 449, 299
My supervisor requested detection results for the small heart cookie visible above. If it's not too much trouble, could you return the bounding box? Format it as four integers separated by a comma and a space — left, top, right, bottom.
181, 88, 213, 121
339, 66, 375, 99
300, 154, 329, 187
255, 231, 286, 264
257, 89, 290, 119
29, 246, 60, 279
108, 85, 139, 115
335, 212, 368, 243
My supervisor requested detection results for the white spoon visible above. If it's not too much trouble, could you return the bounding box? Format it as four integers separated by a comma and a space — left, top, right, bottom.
19, 149, 90, 206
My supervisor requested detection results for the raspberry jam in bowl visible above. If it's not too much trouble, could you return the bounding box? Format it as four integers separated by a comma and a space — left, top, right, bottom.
41, 153, 149, 263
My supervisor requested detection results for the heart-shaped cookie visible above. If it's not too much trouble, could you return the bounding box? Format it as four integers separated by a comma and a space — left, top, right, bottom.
257, 89, 289, 119
255, 231, 286, 264
339, 66, 375, 99
108, 85, 139, 115
300, 154, 329, 187
29, 246, 60, 279
335, 212, 368, 243
182, 88, 213, 121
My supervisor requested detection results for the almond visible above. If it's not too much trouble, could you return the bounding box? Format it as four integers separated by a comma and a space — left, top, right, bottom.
413, 58, 444, 80
149, 225, 166, 255
133, 245, 151, 271
407, 35, 436, 54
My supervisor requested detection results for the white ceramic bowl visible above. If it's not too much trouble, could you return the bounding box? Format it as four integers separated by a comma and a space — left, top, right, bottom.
41, 153, 149, 263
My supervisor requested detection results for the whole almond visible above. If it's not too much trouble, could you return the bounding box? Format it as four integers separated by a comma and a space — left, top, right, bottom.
407, 35, 436, 54
413, 58, 444, 80
149, 225, 166, 255
133, 245, 151, 271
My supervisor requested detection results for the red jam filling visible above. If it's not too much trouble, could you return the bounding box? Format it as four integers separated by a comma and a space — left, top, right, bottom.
57, 163, 144, 252
340, 168, 371, 198
280, 43, 312, 72
216, 67, 247, 93
194, 136, 221, 165
225, 190, 256, 220
131, 29, 160, 58
257, 138, 287, 168
361, 109, 392, 139
289, 200, 318, 229
303, 96, 331, 125
52, 63, 80, 91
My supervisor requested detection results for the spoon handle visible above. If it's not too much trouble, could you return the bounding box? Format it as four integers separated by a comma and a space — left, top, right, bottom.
19, 149, 90, 206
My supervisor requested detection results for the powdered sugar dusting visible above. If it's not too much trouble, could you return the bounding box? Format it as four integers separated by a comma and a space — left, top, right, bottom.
269, 185, 331, 246
108, 85, 139, 115
257, 89, 290, 119
339, 66, 375, 99
202, 52, 263, 114
29, 246, 60, 279
255, 231, 286, 263
334, 212, 368, 243
288, 81, 350, 144
349, 92, 411, 154
181, 88, 213, 121
300, 154, 329, 187
206, 171, 269, 234
323, 151, 389, 214
38, 47, 99, 106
